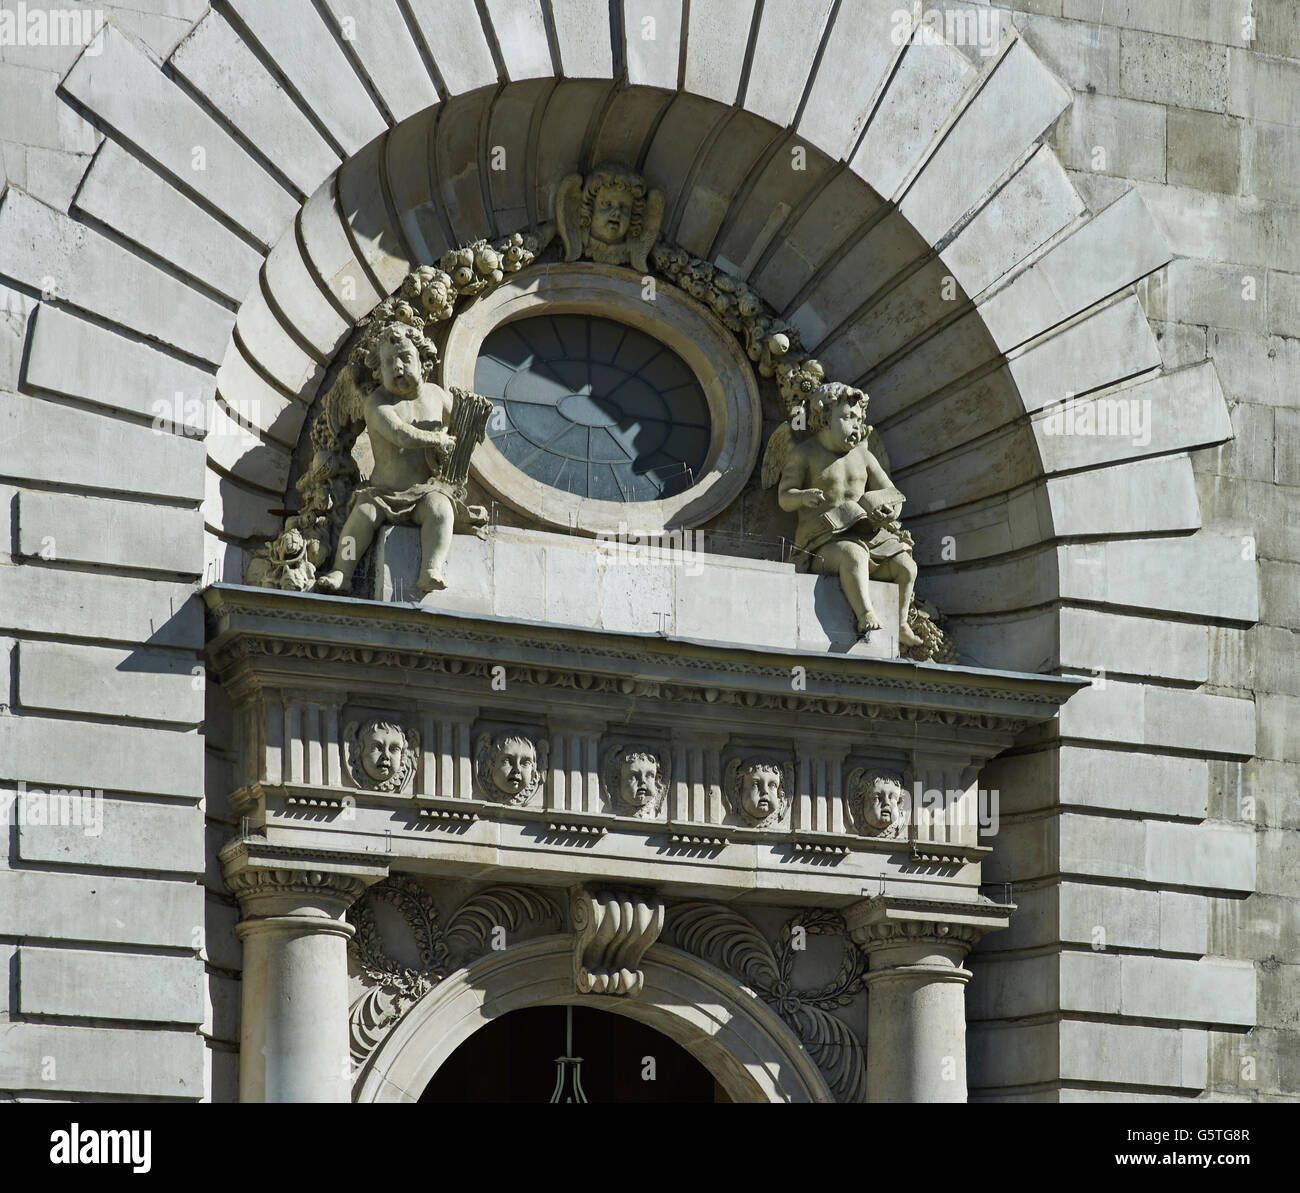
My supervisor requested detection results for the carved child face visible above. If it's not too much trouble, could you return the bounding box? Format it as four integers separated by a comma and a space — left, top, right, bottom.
378, 328, 421, 396
821, 397, 865, 451
740, 764, 783, 821
863, 777, 903, 831
619, 754, 660, 809
591, 185, 634, 245
361, 724, 408, 786
490, 737, 538, 798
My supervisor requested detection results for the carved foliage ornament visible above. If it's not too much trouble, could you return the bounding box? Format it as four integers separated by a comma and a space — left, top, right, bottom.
245, 162, 954, 662
664, 903, 868, 1103
348, 878, 562, 1069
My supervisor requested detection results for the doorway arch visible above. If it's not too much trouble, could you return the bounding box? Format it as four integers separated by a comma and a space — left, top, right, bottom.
354, 936, 834, 1104
420, 1003, 727, 1102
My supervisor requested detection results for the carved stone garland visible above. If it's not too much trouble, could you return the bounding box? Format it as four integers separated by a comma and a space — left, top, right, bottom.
663, 903, 868, 1103
245, 163, 955, 662
347, 877, 562, 1069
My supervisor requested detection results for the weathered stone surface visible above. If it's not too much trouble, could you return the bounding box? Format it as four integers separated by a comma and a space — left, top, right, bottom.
1120, 30, 1229, 112
0, 869, 205, 948
943, 145, 1084, 300
406, 0, 497, 94
901, 37, 1071, 246
0, 392, 206, 502
623, 0, 682, 91
1046, 454, 1200, 538
16, 491, 203, 576
797, 0, 901, 161
0, 187, 233, 365
1064, 0, 1252, 47
224, 0, 388, 156
25, 304, 213, 434
981, 745, 1208, 819
19, 946, 204, 1023
851, 39, 975, 201
63, 24, 297, 247
0, 716, 204, 797
485, 0, 552, 82
1010, 295, 1163, 412
978, 190, 1172, 351
169, 11, 341, 197
73, 139, 263, 304
18, 639, 203, 724
551, 0, 615, 79
18, 794, 203, 874
1059, 679, 1255, 755
1059, 531, 1258, 622
1017, 11, 1120, 92
0, 1022, 206, 1098
319, 0, 439, 123
1166, 109, 1241, 193
1055, 91, 1166, 184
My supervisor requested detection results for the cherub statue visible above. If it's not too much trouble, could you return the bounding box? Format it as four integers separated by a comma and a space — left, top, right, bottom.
724, 758, 791, 828
314, 317, 488, 596
763, 382, 923, 647
846, 769, 908, 840
554, 163, 664, 273
475, 731, 546, 806
602, 745, 668, 819
345, 719, 419, 793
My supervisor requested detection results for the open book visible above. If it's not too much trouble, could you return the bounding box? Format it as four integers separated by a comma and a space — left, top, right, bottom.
813, 487, 904, 536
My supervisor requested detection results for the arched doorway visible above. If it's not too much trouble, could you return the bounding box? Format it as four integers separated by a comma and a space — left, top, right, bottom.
420, 1004, 729, 1103
354, 937, 833, 1103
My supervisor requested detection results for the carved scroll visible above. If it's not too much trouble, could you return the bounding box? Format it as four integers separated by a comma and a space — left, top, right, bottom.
569, 885, 665, 997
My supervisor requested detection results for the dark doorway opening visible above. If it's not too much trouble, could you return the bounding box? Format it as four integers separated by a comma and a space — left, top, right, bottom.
419, 1004, 729, 1102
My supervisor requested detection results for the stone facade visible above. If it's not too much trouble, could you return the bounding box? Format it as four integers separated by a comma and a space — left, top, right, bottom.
0, 0, 1293, 1102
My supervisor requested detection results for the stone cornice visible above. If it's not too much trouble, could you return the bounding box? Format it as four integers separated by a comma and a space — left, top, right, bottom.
203, 584, 1082, 732
844, 894, 1015, 959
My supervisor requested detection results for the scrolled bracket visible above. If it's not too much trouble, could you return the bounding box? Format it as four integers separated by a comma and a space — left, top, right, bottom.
569, 885, 665, 997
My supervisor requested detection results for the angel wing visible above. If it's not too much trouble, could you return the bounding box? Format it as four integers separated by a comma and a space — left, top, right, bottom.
627, 187, 664, 273
554, 172, 585, 262
760, 421, 793, 490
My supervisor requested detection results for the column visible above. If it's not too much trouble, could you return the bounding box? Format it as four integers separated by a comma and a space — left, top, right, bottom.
844, 896, 1009, 1103
221, 841, 387, 1103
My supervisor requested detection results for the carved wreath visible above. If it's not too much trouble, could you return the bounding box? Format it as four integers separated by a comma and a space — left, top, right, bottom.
348, 878, 562, 1070
664, 903, 868, 1102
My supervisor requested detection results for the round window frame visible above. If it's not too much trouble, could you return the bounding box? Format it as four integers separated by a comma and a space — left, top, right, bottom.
441, 262, 762, 534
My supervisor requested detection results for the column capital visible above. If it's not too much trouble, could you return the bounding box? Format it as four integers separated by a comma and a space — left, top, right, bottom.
220, 838, 389, 926
843, 894, 1013, 970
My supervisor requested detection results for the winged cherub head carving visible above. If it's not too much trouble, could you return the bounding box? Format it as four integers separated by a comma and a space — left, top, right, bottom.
555, 164, 665, 273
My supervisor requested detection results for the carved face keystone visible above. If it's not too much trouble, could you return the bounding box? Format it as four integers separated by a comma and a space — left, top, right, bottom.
620, 755, 660, 809
490, 739, 538, 797
361, 724, 408, 785
740, 766, 782, 821
591, 185, 634, 245
863, 779, 903, 831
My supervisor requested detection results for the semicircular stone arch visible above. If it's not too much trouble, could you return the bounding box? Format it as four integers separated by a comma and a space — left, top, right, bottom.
0, 1, 1258, 1102
355, 936, 833, 1104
